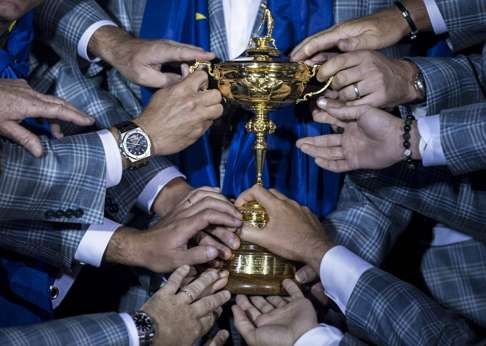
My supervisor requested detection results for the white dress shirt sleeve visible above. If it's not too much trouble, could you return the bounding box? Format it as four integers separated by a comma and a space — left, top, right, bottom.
423, 0, 448, 34
294, 324, 344, 346
97, 129, 123, 188
78, 20, 118, 62
417, 115, 447, 167
74, 218, 122, 267
320, 246, 373, 314
136, 167, 186, 213
119, 313, 140, 346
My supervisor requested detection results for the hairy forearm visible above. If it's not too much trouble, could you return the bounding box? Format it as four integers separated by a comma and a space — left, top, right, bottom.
88, 25, 131, 64
152, 178, 193, 217
403, 0, 433, 32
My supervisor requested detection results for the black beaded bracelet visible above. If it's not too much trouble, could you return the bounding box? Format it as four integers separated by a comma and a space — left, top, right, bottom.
403, 114, 416, 169
394, 1, 419, 40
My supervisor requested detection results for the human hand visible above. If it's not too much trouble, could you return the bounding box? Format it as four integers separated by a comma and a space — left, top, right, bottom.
133, 71, 223, 156
297, 100, 421, 173
290, 0, 431, 61
155, 184, 242, 261
0, 79, 94, 156
309, 51, 422, 108
88, 26, 215, 88
232, 279, 319, 346
294, 265, 329, 306
235, 185, 334, 273
142, 266, 231, 346
105, 191, 242, 273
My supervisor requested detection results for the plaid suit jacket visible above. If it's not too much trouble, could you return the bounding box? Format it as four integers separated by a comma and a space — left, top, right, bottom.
33, 0, 175, 224
0, 313, 129, 346
0, 133, 107, 224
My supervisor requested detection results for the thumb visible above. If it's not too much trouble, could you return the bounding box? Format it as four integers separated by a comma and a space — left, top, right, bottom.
180, 70, 209, 93
140, 68, 181, 88
0, 122, 43, 157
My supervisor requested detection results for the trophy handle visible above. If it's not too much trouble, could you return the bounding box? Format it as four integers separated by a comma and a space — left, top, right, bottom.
296, 75, 334, 105
189, 60, 216, 78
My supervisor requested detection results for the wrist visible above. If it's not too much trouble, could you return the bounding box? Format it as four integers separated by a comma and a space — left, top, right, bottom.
399, 59, 424, 103
88, 25, 131, 64
410, 120, 421, 160
104, 227, 140, 266
153, 178, 192, 217
307, 240, 334, 274
109, 127, 129, 169
403, 0, 432, 32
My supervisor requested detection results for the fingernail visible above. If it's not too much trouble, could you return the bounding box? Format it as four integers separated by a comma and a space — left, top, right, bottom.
295, 272, 305, 283
223, 290, 231, 300
207, 247, 218, 258
317, 97, 327, 109
219, 270, 229, 277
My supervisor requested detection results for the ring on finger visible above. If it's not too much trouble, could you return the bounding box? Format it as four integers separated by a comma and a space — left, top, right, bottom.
353, 83, 360, 99
181, 288, 196, 303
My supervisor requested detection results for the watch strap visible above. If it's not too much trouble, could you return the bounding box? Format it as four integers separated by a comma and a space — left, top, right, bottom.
114, 121, 138, 134
394, 1, 419, 40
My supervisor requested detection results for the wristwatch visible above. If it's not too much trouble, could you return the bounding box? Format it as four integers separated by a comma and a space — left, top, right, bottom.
131, 311, 156, 346
114, 121, 151, 169
412, 70, 426, 100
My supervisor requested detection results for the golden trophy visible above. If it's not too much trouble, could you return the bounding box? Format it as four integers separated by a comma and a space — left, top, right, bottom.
190, 4, 333, 295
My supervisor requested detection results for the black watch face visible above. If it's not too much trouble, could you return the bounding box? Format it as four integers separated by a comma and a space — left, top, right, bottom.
125, 132, 148, 156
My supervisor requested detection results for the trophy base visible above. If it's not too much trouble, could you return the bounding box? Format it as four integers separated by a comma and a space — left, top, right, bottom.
225, 242, 296, 296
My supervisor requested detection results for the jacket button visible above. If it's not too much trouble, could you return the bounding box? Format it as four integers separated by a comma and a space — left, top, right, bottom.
55, 210, 64, 218
44, 210, 55, 219
49, 285, 59, 300
109, 204, 119, 214
65, 209, 75, 218
74, 209, 84, 218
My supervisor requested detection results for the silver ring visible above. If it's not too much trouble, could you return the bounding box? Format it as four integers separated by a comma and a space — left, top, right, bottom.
353, 83, 360, 99
181, 288, 195, 303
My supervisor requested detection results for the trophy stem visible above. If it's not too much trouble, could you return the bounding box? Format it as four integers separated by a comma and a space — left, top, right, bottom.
246, 104, 276, 186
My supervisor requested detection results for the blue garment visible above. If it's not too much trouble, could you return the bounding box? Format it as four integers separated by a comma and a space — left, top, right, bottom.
0, 12, 54, 326
140, 0, 341, 218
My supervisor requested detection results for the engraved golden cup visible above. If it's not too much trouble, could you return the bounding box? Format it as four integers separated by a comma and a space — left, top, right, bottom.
190, 5, 332, 295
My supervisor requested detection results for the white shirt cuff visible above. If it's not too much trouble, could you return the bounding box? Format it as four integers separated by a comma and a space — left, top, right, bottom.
294, 324, 343, 346
423, 0, 448, 34
431, 224, 472, 246
417, 115, 447, 167
136, 167, 186, 213
78, 20, 118, 62
74, 218, 121, 267
119, 313, 140, 346
97, 129, 123, 188
320, 246, 372, 314
51, 265, 82, 309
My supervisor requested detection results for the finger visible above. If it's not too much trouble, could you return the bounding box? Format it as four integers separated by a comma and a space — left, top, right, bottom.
294, 265, 318, 284
304, 51, 339, 65
201, 104, 224, 120
180, 70, 209, 93
232, 305, 257, 345
192, 290, 231, 317
338, 36, 367, 52
163, 41, 215, 62
268, 189, 289, 201
234, 184, 279, 209
282, 279, 304, 299
311, 283, 329, 306
299, 144, 345, 161
316, 97, 345, 110
331, 66, 364, 90
50, 123, 63, 139
204, 330, 230, 346
163, 265, 191, 295
26, 97, 95, 126
267, 296, 288, 308
205, 227, 240, 251
314, 158, 352, 173
311, 110, 346, 128
141, 70, 182, 88
235, 295, 261, 322
179, 209, 243, 241
345, 94, 379, 107
197, 89, 223, 106
290, 26, 340, 61
249, 296, 275, 314
199, 233, 233, 259
178, 270, 220, 303
182, 195, 242, 220
338, 81, 372, 102
296, 134, 342, 149
199, 313, 217, 337
324, 105, 370, 121
179, 244, 219, 266
0, 122, 43, 157
317, 53, 362, 83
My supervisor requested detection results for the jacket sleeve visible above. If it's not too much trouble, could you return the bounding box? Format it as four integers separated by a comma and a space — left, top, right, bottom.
0, 313, 129, 346
439, 102, 486, 175
345, 268, 479, 345
0, 133, 107, 224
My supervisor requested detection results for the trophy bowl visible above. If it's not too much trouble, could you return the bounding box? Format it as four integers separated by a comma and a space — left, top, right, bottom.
189, 4, 333, 295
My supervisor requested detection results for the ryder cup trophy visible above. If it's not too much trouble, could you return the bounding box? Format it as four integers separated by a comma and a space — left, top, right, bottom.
190, 4, 333, 295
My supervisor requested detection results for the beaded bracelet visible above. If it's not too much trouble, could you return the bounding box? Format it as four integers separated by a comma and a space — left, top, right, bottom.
403, 114, 416, 169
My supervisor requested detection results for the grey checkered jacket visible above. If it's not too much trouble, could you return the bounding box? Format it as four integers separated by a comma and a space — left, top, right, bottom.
32, 0, 175, 225
322, 162, 486, 344
0, 133, 107, 224
0, 313, 129, 346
